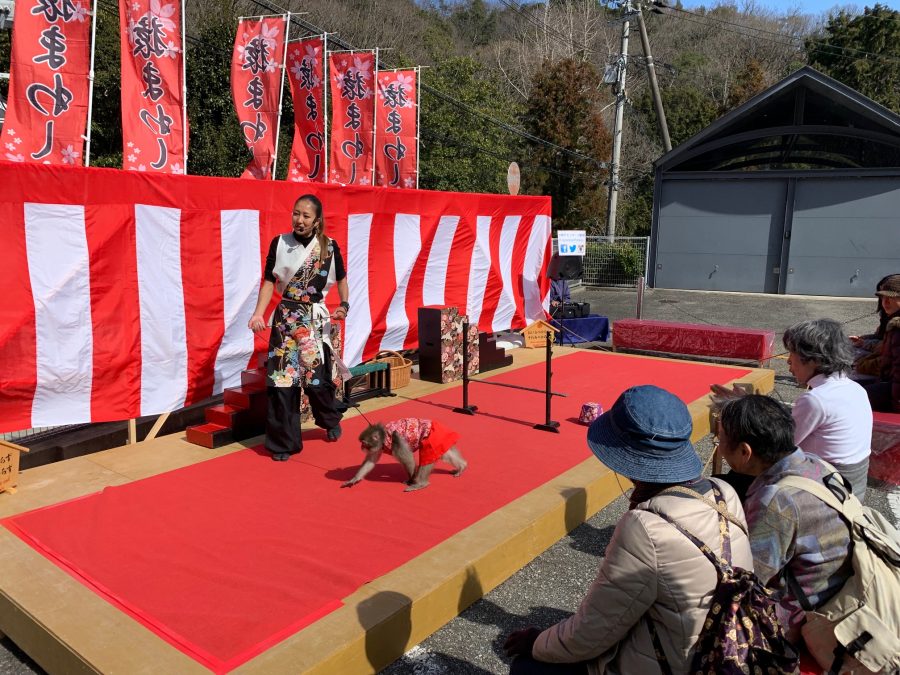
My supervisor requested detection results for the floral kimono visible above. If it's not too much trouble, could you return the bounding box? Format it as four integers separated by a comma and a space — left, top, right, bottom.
266, 235, 343, 393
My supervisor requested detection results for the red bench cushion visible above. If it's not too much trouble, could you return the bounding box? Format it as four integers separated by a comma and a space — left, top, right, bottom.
613, 319, 776, 361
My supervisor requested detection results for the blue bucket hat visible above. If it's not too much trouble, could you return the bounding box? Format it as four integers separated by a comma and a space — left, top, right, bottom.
586, 385, 701, 483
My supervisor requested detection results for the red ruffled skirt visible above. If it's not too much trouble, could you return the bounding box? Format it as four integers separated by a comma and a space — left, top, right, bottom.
418, 420, 460, 465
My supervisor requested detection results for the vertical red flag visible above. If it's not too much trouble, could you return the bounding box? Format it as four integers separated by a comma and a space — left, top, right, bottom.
328, 51, 375, 186
119, 0, 187, 174
286, 37, 325, 183
375, 69, 418, 189
231, 16, 287, 180
2, 0, 93, 166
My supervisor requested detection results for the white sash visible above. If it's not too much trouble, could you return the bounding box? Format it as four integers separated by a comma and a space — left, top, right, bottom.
272, 233, 318, 296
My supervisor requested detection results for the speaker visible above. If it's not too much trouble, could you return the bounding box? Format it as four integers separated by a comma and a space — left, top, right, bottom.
563, 303, 576, 318
547, 253, 582, 281
576, 302, 591, 317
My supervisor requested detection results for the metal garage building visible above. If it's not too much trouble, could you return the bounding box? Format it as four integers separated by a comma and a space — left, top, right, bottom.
649, 66, 900, 297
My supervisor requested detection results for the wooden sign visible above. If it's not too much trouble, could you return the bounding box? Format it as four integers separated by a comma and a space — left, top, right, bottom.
0, 440, 29, 495
520, 319, 558, 348
507, 162, 520, 196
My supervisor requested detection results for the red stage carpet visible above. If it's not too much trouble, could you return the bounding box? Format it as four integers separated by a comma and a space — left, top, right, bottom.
3, 352, 750, 673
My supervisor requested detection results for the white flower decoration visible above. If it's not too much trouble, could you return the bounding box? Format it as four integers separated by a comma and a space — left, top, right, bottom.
61, 145, 81, 165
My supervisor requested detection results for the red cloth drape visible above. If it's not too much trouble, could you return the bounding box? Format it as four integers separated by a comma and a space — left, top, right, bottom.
328, 51, 375, 186
2, 0, 93, 166
375, 70, 417, 188
231, 16, 287, 180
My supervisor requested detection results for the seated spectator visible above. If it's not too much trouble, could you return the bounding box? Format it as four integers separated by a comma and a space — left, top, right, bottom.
849, 275, 892, 380
713, 318, 872, 501
549, 278, 571, 317
715, 395, 852, 645
503, 385, 752, 674
863, 274, 900, 414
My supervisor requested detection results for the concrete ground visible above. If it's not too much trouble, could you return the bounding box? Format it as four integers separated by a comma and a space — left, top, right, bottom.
2, 287, 896, 675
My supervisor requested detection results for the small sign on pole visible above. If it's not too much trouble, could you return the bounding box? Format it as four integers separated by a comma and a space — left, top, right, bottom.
0, 440, 29, 495
557, 230, 586, 256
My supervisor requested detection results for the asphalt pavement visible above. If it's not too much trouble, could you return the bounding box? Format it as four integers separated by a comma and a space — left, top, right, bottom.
2, 287, 896, 675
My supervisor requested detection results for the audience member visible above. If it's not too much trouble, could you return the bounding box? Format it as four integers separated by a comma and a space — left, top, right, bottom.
713, 319, 872, 501
849, 275, 892, 380
715, 395, 852, 645
503, 385, 752, 674
863, 273, 900, 413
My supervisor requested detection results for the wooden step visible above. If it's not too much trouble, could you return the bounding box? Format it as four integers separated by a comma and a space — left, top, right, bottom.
478, 334, 513, 373
185, 423, 233, 449
224, 386, 266, 411
240, 368, 267, 391
205, 404, 244, 427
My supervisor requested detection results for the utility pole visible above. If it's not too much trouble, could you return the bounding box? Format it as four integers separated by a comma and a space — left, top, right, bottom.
606, 0, 632, 241
636, 6, 671, 152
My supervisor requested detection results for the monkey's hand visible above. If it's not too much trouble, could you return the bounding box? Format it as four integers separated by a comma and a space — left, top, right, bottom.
503, 627, 541, 657
341, 478, 361, 488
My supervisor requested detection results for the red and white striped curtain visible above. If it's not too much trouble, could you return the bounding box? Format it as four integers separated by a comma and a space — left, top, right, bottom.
0, 162, 552, 433
286, 36, 326, 183
375, 69, 417, 188
119, 0, 187, 173
2, 0, 93, 166
231, 16, 287, 179
328, 51, 375, 185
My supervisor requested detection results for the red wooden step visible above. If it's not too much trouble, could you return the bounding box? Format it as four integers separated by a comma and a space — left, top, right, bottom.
224, 385, 266, 410
206, 403, 244, 426
240, 368, 267, 392
186, 423, 233, 449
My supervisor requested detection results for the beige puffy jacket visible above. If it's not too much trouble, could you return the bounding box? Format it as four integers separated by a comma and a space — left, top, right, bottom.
531, 478, 753, 675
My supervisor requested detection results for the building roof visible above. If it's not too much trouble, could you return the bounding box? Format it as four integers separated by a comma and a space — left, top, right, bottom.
655, 66, 900, 173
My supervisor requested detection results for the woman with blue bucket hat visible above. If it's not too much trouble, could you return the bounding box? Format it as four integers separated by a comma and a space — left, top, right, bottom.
504, 385, 753, 675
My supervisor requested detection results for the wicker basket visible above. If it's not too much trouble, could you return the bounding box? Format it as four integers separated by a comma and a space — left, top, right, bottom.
372, 350, 413, 389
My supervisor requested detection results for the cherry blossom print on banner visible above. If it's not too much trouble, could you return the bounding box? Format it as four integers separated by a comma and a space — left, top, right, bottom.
231, 16, 287, 180
119, 0, 187, 174
2, 0, 94, 166
375, 69, 417, 189
328, 51, 375, 186
286, 37, 325, 183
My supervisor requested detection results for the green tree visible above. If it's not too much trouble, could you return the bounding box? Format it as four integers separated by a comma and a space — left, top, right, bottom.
520, 58, 611, 232
807, 4, 900, 112
419, 57, 521, 193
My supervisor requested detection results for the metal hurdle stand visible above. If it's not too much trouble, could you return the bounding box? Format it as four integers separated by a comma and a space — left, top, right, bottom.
453, 323, 565, 433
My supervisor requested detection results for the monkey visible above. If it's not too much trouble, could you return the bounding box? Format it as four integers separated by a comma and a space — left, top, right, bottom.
342, 418, 468, 492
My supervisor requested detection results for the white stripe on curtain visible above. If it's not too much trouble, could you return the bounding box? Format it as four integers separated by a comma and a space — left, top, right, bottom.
136, 204, 187, 415
344, 213, 373, 367
465, 215, 492, 328
493, 215, 521, 332
524, 215, 551, 323
379, 213, 421, 352
422, 215, 459, 307
214, 209, 261, 394
25, 203, 93, 426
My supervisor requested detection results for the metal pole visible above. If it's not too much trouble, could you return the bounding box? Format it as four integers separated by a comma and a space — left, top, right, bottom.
454, 321, 477, 415
533, 332, 560, 433
271, 12, 290, 180
636, 275, 645, 319
415, 65, 421, 189
323, 33, 329, 183
84, 0, 99, 166
636, 8, 671, 153
372, 48, 379, 186
606, 0, 631, 241
180, 0, 188, 172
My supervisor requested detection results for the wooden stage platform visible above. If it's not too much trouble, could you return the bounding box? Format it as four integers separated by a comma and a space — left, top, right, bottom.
0, 348, 773, 674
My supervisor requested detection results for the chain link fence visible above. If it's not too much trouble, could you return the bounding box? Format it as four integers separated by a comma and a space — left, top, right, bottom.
552, 236, 650, 288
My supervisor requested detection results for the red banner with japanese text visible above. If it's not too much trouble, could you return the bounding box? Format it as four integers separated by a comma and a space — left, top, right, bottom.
286, 37, 325, 183
375, 69, 418, 189
328, 51, 375, 186
231, 16, 287, 180
119, 0, 187, 174
2, 0, 93, 166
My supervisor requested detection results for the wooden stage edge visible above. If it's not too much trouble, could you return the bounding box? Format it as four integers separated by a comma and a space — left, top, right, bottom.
0, 348, 774, 675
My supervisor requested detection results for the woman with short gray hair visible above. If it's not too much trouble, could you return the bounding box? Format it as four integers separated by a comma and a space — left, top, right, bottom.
781, 319, 872, 501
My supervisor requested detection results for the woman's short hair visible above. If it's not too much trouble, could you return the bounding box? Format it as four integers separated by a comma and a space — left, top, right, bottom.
782, 318, 854, 376
719, 395, 795, 466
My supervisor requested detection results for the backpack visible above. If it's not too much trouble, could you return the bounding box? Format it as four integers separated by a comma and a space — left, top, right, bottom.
777, 472, 900, 675
642, 483, 799, 675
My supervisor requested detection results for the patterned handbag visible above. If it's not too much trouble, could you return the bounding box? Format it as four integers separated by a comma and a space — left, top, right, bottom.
643, 485, 799, 675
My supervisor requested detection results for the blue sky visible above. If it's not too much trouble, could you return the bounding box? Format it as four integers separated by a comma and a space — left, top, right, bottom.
681, 1, 900, 15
